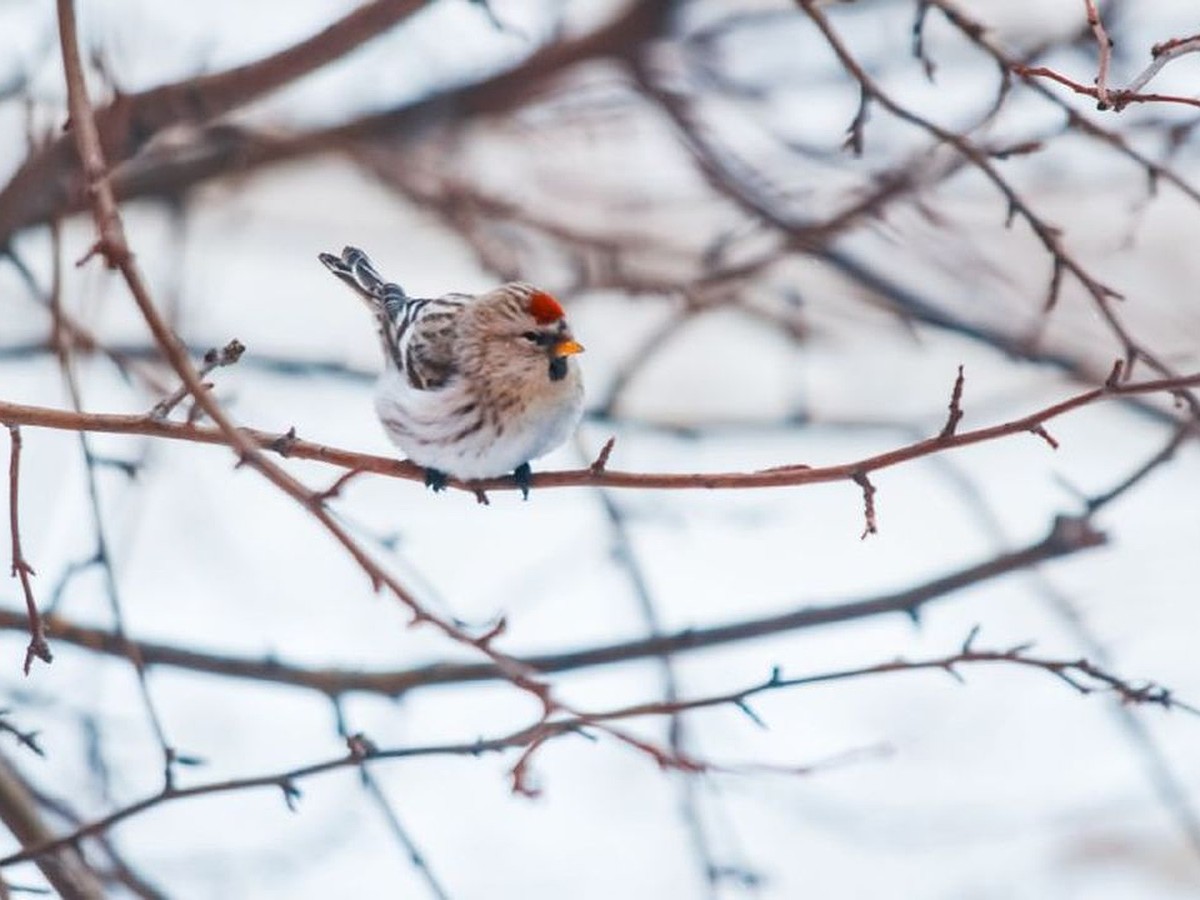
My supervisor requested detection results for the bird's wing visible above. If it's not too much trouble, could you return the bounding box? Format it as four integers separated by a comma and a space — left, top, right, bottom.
398, 298, 467, 390
320, 247, 470, 389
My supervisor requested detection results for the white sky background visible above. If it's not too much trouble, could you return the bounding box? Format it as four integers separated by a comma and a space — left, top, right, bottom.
1, 1, 1200, 897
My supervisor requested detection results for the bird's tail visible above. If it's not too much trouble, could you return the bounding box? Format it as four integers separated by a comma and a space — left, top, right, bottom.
318, 246, 407, 316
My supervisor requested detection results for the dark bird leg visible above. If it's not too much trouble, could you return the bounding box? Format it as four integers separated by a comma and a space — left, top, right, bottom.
424, 467, 449, 493
512, 462, 533, 501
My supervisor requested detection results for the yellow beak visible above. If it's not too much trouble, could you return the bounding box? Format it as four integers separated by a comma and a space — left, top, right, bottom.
552, 339, 585, 357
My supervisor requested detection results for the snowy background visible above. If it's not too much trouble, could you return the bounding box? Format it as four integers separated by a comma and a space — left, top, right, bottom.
1, 1, 1199, 897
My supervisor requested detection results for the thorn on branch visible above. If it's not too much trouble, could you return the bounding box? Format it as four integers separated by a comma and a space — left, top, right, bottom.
938, 365, 966, 439
1045, 258, 1065, 311
1029, 424, 1059, 450
911, 1, 937, 81
843, 88, 870, 156
961, 624, 981, 653
941, 662, 966, 684
76, 238, 129, 270
0, 712, 43, 757
589, 437, 617, 475
1122, 348, 1139, 381
851, 471, 878, 539
313, 468, 365, 504
509, 739, 546, 798
268, 427, 298, 457
989, 140, 1043, 159
1104, 359, 1125, 388
735, 698, 767, 729
475, 617, 508, 649
278, 778, 302, 811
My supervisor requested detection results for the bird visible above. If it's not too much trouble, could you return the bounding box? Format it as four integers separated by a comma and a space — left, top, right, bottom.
318, 246, 585, 498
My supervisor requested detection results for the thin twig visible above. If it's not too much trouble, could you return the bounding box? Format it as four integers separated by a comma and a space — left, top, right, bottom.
149, 339, 244, 419
938, 365, 966, 439
0, 514, 1107, 698
577, 435, 742, 890
3, 370, 1195, 496
852, 471, 878, 539
1083, 0, 1113, 108
926, 0, 1200, 206
5, 426, 51, 675
1015, 64, 1200, 112
796, 0, 1200, 419
43, 216, 178, 789
0, 0, 428, 243
2, 636, 1193, 870
331, 701, 451, 900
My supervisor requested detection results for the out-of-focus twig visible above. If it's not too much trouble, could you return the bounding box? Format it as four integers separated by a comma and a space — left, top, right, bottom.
0, 513, 1107, 698
5, 426, 51, 675
794, 0, 1200, 420
2, 635, 1193, 871
0, 0, 428, 243
0, 754, 105, 899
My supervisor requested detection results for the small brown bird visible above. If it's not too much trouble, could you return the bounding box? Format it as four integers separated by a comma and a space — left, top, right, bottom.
319, 247, 585, 496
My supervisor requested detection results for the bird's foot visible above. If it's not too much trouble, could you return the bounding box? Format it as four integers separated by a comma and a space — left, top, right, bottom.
512, 462, 533, 501
424, 467, 449, 493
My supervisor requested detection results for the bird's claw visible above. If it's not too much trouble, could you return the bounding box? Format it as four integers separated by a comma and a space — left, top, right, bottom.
513, 463, 532, 501
424, 468, 449, 492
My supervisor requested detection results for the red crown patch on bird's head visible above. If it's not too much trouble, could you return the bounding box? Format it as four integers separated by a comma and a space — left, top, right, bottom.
529, 290, 565, 325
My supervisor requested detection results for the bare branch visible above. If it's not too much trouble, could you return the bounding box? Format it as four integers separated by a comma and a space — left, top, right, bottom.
2, 636, 1191, 870
852, 471, 878, 539
4, 426, 51, 675
1083, 0, 1113, 108
0, 514, 1106, 699
149, 339, 244, 419
0, 0, 427, 243
938, 365, 966, 440
1, 371, 1195, 496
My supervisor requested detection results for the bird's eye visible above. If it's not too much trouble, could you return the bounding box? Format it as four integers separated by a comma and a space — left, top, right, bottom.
522, 331, 540, 343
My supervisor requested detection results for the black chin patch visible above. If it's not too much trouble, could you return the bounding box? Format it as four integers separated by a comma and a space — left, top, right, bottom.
549, 356, 568, 381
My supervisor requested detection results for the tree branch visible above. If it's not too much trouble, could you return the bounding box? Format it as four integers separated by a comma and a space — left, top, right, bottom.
0, 754, 105, 898
0, 370, 1195, 496
0, 0, 427, 243
4, 427, 51, 675
0, 514, 1105, 698
1, 636, 1191, 870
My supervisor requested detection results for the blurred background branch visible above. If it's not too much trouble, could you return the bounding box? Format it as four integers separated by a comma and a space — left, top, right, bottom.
0, 0, 1198, 896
